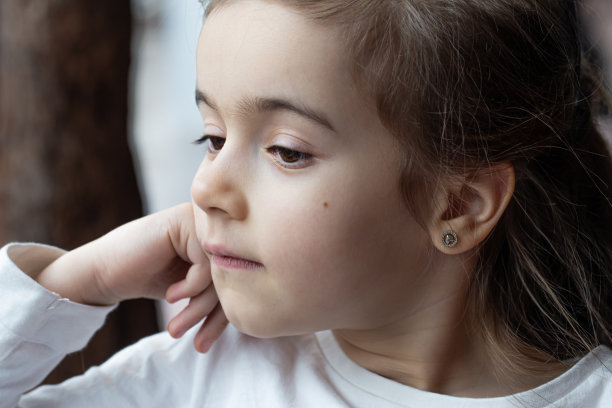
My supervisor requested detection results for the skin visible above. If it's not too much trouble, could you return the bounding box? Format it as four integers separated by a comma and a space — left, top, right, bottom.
16, 0, 548, 399
191, 1, 432, 339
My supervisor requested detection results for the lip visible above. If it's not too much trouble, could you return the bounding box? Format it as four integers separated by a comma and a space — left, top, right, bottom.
203, 243, 263, 270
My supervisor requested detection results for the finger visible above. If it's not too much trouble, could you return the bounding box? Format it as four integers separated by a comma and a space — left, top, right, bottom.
193, 304, 229, 353
167, 285, 218, 338
165, 262, 212, 303
167, 203, 209, 265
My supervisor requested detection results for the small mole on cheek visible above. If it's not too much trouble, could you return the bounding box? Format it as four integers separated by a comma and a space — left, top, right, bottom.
323, 202, 329, 208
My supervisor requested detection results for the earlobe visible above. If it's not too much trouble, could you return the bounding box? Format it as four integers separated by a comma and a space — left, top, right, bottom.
430, 163, 515, 254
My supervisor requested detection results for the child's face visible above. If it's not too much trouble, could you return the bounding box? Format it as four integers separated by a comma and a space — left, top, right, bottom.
192, 0, 432, 337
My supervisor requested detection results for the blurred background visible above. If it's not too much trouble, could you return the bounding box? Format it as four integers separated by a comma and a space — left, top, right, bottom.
0, 0, 203, 384
0, 0, 610, 385
583, 0, 612, 143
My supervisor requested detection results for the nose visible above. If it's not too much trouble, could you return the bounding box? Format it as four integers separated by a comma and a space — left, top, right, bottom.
191, 145, 248, 221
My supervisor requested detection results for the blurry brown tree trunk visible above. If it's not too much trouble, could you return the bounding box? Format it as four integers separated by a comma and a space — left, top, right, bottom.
0, 1, 159, 384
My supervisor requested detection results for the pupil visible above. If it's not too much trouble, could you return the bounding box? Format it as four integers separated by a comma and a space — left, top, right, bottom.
281, 148, 299, 162
212, 138, 224, 149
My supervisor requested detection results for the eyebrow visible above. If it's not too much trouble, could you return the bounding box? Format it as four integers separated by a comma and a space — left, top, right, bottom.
195, 89, 335, 132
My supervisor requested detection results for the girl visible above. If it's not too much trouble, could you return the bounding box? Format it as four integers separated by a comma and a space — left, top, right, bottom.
1, 0, 611, 406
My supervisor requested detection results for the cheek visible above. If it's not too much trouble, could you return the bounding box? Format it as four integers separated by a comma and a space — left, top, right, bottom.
255, 183, 359, 265
255, 173, 423, 304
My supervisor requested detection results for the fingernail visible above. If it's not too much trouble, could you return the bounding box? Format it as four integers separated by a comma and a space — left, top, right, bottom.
198, 339, 214, 353
169, 323, 185, 338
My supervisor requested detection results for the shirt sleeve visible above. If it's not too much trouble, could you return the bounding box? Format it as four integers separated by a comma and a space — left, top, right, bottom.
0, 243, 115, 408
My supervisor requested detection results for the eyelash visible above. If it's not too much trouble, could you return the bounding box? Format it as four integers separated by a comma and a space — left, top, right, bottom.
194, 135, 225, 152
267, 146, 313, 168
193, 135, 313, 168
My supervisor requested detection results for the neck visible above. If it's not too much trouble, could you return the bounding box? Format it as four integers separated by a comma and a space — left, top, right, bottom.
332, 257, 563, 397
334, 296, 502, 397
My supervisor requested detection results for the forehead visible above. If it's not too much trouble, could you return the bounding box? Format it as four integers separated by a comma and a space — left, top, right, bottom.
199, 1, 342, 74
195, 0, 376, 129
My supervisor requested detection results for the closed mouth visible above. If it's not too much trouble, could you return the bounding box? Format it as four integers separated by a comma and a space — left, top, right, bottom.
204, 243, 263, 270
210, 254, 263, 269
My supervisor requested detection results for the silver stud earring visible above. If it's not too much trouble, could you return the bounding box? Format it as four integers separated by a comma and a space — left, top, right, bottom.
441, 230, 458, 248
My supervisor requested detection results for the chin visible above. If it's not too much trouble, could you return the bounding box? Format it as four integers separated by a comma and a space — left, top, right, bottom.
221, 302, 277, 338
223, 305, 314, 339
229, 316, 285, 339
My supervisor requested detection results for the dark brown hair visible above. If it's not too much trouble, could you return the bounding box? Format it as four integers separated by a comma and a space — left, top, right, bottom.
204, 0, 612, 374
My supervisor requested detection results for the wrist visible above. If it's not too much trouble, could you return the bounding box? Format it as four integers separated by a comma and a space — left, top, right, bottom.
7, 243, 66, 278
34, 242, 118, 306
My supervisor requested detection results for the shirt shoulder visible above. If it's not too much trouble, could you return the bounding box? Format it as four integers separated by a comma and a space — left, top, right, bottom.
556, 345, 612, 407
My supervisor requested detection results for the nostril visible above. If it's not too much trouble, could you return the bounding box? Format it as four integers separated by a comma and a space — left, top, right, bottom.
203, 206, 229, 216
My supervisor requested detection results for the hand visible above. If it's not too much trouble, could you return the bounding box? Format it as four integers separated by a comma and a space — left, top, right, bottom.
35, 203, 228, 352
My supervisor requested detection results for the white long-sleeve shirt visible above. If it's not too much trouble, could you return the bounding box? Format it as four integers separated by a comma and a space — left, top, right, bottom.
1, 243, 611, 407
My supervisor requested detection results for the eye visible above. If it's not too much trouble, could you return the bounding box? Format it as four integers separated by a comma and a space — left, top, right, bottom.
267, 145, 313, 168
193, 135, 225, 153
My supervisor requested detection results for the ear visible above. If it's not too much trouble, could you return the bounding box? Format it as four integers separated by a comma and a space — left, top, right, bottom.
429, 163, 515, 254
